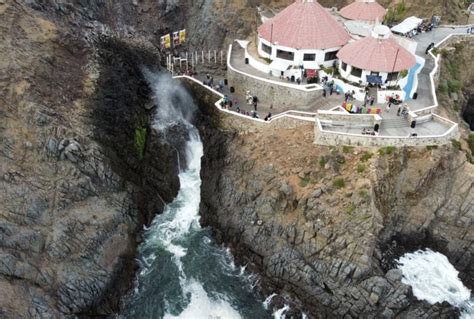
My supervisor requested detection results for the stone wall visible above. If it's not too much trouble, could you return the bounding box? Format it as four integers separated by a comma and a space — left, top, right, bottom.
318, 111, 381, 128
314, 120, 459, 147
227, 63, 324, 109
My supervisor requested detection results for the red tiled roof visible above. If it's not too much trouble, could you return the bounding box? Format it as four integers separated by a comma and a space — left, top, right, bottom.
258, 0, 351, 50
337, 34, 416, 72
340, 0, 386, 22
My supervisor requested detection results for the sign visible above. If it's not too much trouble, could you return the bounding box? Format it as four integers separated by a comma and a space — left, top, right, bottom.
160, 34, 171, 49
173, 31, 180, 46
179, 29, 186, 44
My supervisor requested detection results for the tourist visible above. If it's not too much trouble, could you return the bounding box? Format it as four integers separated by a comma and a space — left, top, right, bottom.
297, 78, 301, 85
236, 106, 240, 113
370, 96, 375, 106
253, 101, 257, 111
397, 104, 402, 116
264, 112, 272, 121
386, 103, 391, 113
270, 104, 273, 110
322, 88, 327, 98
206, 73, 210, 80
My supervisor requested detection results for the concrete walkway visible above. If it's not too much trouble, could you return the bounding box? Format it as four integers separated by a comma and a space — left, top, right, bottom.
186, 26, 469, 136
408, 26, 468, 111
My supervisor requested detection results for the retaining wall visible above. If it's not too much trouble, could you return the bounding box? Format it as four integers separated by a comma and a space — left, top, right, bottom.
314, 120, 459, 147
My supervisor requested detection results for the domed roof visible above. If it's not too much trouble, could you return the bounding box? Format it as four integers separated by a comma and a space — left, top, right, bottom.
337, 25, 416, 72
340, 0, 386, 22
258, 0, 351, 50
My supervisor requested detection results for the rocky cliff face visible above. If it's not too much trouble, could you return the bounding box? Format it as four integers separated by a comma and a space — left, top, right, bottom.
198, 112, 473, 318
1, 0, 472, 318
0, 0, 202, 317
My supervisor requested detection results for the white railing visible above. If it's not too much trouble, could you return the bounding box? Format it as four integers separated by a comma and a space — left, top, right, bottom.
227, 44, 323, 92
174, 75, 317, 124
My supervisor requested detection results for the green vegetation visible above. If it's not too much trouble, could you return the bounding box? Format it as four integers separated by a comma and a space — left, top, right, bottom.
356, 164, 366, 174
399, 69, 409, 78
342, 146, 354, 154
299, 176, 311, 188
360, 151, 373, 162
438, 82, 449, 94
384, 2, 407, 25
378, 146, 396, 156
262, 57, 272, 64
134, 126, 148, 160
359, 189, 370, 200
468, 134, 474, 156
426, 145, 439, 151
345, 203, 356, 215
319, 65, 334, 75
447, 79, 463, 93
333, 178, 345, 189
319, 156, 328, 168
451, 139, 462, 151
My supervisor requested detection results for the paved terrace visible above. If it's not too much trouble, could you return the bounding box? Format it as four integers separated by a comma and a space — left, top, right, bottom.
225, 27, 471, 136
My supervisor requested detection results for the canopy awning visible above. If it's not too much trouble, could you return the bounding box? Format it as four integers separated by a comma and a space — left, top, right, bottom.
302, 61, 320, 70
391, 16, 423, 34
366, 75, 383, 84
269, 59, 292, 72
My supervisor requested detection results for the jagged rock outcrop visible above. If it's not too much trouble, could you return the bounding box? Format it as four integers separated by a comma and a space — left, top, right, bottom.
198, 108, 473, 318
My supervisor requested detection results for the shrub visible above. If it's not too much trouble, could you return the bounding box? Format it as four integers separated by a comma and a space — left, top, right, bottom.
360, 152, 373, 162
333, 178, 345, 189
468, 134, 474, 156
451, 139, 462, 151
299, 176, 311, 188
345, 203, 356, 215
379, 146, 395, 156
426, 145, 438, 151
447, 79, 463, 93
438, 82, 448, 94
342, 146, 354, 154
357, 164, 366, 174
319, 156, 328, 168
135, 126, 147, 160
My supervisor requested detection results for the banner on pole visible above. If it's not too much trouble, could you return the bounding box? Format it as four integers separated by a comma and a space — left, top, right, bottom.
179, 29, 186, 44
160, 34, 171, 49
173, 31, 180, 46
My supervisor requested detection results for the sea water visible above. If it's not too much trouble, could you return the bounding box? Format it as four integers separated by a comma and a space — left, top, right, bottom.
120, 73, 278, 319
398, 249, 473, 318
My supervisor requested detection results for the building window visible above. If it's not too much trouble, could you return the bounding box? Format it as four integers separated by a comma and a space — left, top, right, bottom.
351, 67, 362, 77
387, 72, 399, 81
341, 62, 347, 71
324, 50, 338, 61
277, 49, 294, 61
303, 53, 316, 61
262, 42, 272, 55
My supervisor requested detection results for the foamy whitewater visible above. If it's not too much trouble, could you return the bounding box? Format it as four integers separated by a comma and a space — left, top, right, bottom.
121, 73, 274, 318
398, 249, 473, 318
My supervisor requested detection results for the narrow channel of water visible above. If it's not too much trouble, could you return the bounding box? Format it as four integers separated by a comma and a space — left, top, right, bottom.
119, 73, 278, 318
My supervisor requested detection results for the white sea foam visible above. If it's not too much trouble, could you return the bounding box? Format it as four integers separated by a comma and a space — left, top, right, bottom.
164, 280, 241, 319
263, 293, 278, 310
272, 305, 289, 319
398, 249, 473, 318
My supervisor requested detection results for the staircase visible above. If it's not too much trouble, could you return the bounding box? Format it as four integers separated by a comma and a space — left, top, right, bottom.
380, 117, 410, 129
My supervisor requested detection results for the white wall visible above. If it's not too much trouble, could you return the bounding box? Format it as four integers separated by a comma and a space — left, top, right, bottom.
258, 37, 341, 69
339, 63, 405, 86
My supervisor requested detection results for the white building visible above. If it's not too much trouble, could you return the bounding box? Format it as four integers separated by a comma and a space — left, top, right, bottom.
336, 25, 416, 86
257, 0, 351, 77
